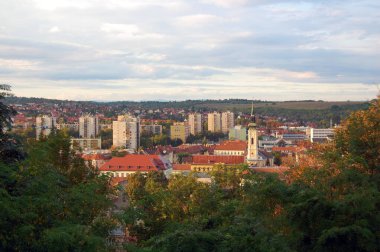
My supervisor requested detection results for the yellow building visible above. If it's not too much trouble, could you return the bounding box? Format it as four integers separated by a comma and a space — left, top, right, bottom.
170, 122, 189, 143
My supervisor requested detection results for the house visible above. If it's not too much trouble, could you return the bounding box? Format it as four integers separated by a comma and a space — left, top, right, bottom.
99, 155, 168, 184
214, 140, 247, 156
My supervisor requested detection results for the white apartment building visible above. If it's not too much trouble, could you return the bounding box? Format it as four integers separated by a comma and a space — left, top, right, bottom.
208, 112, 221, 132
188, 113, 202, 135
79, 114, 99, 138
113, 115, 140, 150
36, 115, 56, 140
221, 111, 234, 133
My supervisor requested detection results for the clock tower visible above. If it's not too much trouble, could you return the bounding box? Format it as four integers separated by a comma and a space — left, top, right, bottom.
246, 102, 260, 166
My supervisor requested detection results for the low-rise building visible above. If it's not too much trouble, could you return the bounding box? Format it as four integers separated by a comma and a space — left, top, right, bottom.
306, 128, 335, 143
99, 154, 168, 183
214, 140, 247, 156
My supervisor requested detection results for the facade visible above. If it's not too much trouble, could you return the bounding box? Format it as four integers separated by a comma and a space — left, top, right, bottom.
36, 115, 56, 140
71, 138, 101, 150
229, 125, 247, 141
140, 124, 162, 135
207, 112, 221, 132
56, 123, 79, 131
246, 120, 267, 166
79, 114, 99, 138
113, 115, 140, 150
188, 113, 202, 135
221, 111, 234, 133
214, 140, 247, 156
99, 155, 167, 183
170, 122, 190, 143
306, 128, 335, 142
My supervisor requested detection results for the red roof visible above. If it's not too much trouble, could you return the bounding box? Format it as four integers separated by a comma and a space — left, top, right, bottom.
100, 155, 166, 172
214, 140, 247, 151
82, 153, 111, 161
173, 164, 191, 171
192, 155, 245, 165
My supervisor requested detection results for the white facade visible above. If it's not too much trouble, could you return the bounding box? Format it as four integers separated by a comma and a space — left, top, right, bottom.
113, 115, 140, 150
188, 113, 202, 135
79, 115, 99, 138
221, 111, 235, 133
207, 112, 221, 132
247, 122, 260, 164
36, 115, 56, 140
306, 128, 335, 142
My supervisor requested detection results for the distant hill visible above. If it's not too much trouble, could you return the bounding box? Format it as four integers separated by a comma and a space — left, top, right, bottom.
5, 96, 371, 126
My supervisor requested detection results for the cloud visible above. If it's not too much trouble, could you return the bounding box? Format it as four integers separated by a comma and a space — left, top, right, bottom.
0, 0, 378, 101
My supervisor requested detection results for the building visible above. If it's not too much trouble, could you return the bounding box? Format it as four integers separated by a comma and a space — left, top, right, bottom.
36, 115, 56, 140
188, 113, 202, 135
229, 125, 247, 141
141, 124, 162, 135
208, 112, 221, 132
71, 138, 101, 150
189, 155, 246, 172
56, 123, 79, 131
214, 140, 247, 156
221, 111, 234, 133
113, 115, 140, 150
306, 128, 335, 143
79, 114, 99, 138
82, 153, 112, 168
170, 122, 189, 143
279, 133, 307, 142
99, 154, 168, 183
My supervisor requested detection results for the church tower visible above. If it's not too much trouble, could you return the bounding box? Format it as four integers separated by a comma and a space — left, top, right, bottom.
247, 101, 260, 165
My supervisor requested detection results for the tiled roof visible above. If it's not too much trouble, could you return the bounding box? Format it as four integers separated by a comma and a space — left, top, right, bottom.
192, 155, 245, 165
172, 164, 191, 171
214, 140, 247, 151
100, 155, 166, 172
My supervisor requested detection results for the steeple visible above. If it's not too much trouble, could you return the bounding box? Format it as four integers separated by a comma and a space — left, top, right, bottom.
246, 99, 260, 165
248, 100, 256, 127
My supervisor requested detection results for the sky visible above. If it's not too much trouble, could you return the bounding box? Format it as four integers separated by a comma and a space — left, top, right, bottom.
0, 0, 379, 101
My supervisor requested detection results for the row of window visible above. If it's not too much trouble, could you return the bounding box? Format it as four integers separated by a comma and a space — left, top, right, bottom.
107, 165, 155, 169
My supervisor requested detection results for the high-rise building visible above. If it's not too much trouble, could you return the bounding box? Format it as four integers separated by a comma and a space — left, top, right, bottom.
113, 115, 140, 150
79, 114, 99, 138
170, 122, 190, 143
140, 124, 162, 135
207, 112, 221, 132
188, 113, 202, 135
36, 115, 56, 140
221, 111, 234, 133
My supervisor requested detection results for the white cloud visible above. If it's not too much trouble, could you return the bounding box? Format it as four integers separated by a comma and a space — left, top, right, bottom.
176, 14, 220, 27
200, 0, 248, 8
49, 26, 60, 33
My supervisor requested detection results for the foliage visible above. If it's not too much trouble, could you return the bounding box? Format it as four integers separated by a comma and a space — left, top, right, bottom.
0, 89, 116, 251
123, 98, 380, 252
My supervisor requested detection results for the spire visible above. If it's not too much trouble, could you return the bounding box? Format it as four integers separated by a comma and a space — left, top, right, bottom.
249, 100, 256, 125
250, 100, 254, 117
